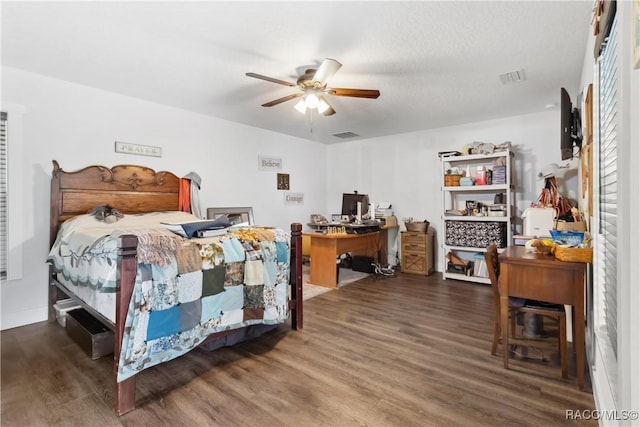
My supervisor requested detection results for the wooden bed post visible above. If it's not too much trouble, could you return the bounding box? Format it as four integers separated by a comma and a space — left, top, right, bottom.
48, 161, 63, 323
290, 223, 303, 330
114, 235, 138, 416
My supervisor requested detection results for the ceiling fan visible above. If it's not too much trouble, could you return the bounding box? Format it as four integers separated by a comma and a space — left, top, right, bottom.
246, 58, 380, 116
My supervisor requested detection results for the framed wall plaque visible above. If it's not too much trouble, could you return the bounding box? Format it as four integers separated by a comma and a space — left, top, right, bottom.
277, 173, 290, 190
206, 207, 254, 225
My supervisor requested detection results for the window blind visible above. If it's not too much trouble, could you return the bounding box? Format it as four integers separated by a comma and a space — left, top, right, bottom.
598, 18, 618, 358
0, 111, 7, 279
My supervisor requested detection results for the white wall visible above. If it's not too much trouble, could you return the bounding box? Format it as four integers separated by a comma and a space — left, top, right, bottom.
326, 110, 573, 271
0, 66, 326, 330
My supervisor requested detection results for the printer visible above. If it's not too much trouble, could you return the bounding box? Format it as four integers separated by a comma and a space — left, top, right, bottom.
521, 207, 555, 237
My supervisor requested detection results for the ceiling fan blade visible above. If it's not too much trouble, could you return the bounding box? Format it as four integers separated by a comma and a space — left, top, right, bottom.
246, 72, 295, 87
261, 93, 303, 107
312, 58, 342, 86
328, 88, 380, 99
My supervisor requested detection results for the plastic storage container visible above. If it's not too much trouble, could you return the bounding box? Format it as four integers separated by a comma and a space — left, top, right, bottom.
53, 298, 82, 327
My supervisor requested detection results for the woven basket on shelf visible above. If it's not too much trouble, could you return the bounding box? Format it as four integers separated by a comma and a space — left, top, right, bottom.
405, 221, 429, 233
553, 245, 593, 263
444, 174, 462, 186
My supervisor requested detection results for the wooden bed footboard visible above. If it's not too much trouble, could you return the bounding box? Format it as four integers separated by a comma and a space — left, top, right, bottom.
109, 224, 303, 415
48, 161, 304, 415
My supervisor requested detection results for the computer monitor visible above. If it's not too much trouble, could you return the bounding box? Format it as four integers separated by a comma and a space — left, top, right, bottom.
341, 192, 370, 220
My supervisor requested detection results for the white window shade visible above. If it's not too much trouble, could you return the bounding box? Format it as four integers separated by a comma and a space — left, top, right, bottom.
0, 112, 7, 279
1, 104, 24, 282
598, 17, 618, 359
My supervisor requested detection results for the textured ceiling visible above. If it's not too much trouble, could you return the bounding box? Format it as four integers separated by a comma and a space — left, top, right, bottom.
1, 1, 594, 144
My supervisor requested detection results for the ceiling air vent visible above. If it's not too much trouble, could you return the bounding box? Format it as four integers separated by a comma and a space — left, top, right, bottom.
498, 69, 526, 84
333, 131, 360, 139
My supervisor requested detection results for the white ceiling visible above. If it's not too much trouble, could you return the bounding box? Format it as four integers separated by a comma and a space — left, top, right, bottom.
1, 1, 594, 144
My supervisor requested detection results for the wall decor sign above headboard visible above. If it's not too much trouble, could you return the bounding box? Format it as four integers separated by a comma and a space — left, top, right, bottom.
114, 141, 162, 158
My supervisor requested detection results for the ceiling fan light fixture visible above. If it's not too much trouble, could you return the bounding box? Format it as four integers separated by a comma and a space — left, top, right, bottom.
294, 99, 307, 114
321, 104, 336, 116
317, 97, 330, 114
305, 93, 320, 109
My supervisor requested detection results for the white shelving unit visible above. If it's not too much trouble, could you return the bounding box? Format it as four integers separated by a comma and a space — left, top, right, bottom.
441, 150, 514, 284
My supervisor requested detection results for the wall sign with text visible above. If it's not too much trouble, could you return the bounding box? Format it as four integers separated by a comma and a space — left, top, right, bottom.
258, 156, 282, 171
284, 192, 304, 206
115, 141, 162, 157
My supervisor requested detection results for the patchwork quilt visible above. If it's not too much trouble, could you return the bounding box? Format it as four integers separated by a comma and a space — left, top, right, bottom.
48, 212, 291, 382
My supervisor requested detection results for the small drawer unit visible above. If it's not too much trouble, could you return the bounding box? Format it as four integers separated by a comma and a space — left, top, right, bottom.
401, 230, 434, 275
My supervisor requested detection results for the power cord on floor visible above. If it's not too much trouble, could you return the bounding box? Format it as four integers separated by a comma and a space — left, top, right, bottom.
371, 263, 397, 279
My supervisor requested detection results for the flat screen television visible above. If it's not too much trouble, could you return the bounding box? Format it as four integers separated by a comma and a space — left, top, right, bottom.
341, 192, 370, 219
560, 87, 583, 160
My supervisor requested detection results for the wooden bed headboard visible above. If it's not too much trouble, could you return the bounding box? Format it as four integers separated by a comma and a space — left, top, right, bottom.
50, 160, 181, 247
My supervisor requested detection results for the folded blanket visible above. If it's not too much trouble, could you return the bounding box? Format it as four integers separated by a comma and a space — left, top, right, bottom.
112, 228, 183, 267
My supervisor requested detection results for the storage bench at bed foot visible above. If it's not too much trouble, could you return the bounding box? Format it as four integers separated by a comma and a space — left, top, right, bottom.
65, 308, 114, 360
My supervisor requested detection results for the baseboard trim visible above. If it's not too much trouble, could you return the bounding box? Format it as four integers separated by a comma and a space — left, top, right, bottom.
1, 306, 47, 330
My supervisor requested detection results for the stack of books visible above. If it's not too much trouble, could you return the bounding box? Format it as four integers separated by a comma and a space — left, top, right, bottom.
473, 253, 489, 278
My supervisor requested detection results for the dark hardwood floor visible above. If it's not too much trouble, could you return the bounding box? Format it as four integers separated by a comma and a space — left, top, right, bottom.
1, 273, 597, 426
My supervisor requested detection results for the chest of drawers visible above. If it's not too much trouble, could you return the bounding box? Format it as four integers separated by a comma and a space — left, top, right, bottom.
401, 230, 434, 275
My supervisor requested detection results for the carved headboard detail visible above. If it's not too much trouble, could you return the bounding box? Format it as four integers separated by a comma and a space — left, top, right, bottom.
50, 160, 181, 247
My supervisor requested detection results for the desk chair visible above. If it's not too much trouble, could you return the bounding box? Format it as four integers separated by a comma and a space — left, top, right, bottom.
484, 244, 568, 379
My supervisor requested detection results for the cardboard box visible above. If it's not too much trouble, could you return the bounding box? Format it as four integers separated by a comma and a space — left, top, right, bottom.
382, 215, 398, 228
554, 220, 587, 232
65, 309, 114, 360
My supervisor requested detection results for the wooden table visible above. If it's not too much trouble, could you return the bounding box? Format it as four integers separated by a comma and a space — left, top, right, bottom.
304, 231, 381, 288
499, 246, 587, 390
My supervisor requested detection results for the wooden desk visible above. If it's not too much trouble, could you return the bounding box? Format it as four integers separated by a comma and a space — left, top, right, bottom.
305, 231, 381, 288
499, 246, 587, 390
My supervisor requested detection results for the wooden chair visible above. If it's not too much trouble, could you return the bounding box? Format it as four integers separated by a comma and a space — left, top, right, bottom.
484, 244, 568, 379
